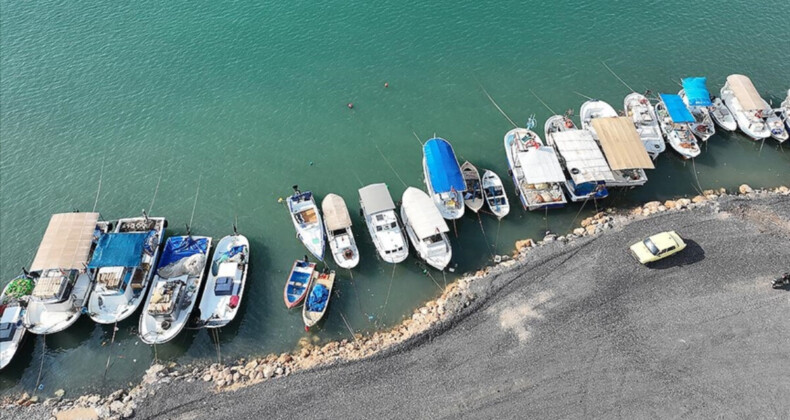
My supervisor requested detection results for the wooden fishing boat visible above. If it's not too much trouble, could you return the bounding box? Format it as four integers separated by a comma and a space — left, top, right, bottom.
480, 170, 509, 219
460, 161, 484, 213
283, 259, 317, 309
197, 232, 249, 328
302, 269, 336, 330
655, 96, 700, 159
1, 276, 33, 370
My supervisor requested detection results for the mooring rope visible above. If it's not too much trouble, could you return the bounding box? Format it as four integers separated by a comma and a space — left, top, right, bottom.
92, 156, 106, 213
372, 141, 408, 188
34, 335, 47, 392
149, 171, 163, 214
601, 61, 636, 92
338, 311, 361, 346
477, 213, 494, 257
477, 82, 518, 128
188, 175, 202, 229
103, 322, 119, 380
530, 89, 557, 114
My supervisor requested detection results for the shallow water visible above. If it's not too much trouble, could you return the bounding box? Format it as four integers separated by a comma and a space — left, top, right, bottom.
1, 0, 788, 396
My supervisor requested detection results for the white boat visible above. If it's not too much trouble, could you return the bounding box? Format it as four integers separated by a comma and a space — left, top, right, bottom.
481, 170, 509, 219
196, 233, 249, 328
139, 235, 211, 345
321, 194, 359, 269
709, 96, 738, 131
24, 213, 109, 335
766, 109, 788, 143
781, 90, 790, 131
86, 216, 166, 324
656, 95, 701, 159
679, 78, 715, 141
358, 184, 408, 264
287, 187, 325, 261
1, 276, 34, 370
460, 161, 484, 213
400, 187, 452, 271
720, 75, 770, 140
545, 123, 615, 202
302, 269, 336, 330
504, 118, 567, 210
580, 101, 652, 187
423, 138, 465, 220
624, 92, 666, 158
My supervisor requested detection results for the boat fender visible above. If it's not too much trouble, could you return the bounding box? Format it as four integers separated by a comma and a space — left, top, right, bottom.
384, 82, 389, 88
162, 320, 171, 330
564, 119, 573, 129
347, 103, 354, 109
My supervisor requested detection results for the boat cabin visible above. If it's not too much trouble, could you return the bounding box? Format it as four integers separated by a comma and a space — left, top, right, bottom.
147, 279, 186, 320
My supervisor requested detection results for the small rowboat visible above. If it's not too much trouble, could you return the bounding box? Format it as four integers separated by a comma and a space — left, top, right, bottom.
460, 161, 484, 213
283, 259, 316, 309
302, 270, 336, 330
481, 170, 509, 219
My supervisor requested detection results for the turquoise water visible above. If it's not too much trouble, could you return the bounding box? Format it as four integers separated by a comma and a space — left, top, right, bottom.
1, 0, 788, 396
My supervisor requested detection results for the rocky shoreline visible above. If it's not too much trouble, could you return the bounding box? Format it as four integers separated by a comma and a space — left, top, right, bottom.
3, 184, 788, 420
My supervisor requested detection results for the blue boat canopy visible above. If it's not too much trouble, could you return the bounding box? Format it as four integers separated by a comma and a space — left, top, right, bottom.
660, 94, 696, 123
157, 236, 209, 269
423, 138, 465, 193
682, 77, 712, 107
88, 233, 147, 268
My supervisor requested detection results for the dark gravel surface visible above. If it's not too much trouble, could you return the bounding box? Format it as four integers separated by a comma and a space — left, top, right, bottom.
8, 194, 790, 420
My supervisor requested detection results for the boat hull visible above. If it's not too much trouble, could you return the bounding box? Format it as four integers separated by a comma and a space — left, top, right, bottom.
25, 272, 93, 335
288, 192, 325, 261
624, 92, 666, 159
302, 271, 336, 329
709, 97, 738, 131
720, 87, 770, 140
197, 234, 250, 328
283, 260, 316, 309
400, 207, 451, 271
481, 170, 509, 219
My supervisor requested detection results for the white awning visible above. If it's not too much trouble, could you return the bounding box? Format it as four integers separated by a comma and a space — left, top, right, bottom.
321, 193, 352, 231
517, 147, 566, 184
401, 187, 449, 239
551, 130, 615, 183
30, 212, 100, 272
359, 183, 395, 215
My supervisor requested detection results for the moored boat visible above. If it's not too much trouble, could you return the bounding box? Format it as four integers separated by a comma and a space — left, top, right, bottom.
358, 183, 408, 264
139, 235, 211, 345
781, 90, 790, 131
504, 119, 567, 210
460, 161, 484, 213
720, 74, 770, 140
656, 94, 700, 159
679, 77, 716, 141
422, 138, 466, 220
287, 186, 325, 261
624, 92, 666, 158
481, 170, 509, 219
196, 232, 249, 328
545, 127, 614, 202
400, 187, 452, 271
1, 275, 34, 370
302, 269, 336, 330
283, 259, 317, 309
766, 109, 788, 143
24, 212, 109, 335
709, 96, 738, 131
87, 215, 166, 324
322, 194, 359, 269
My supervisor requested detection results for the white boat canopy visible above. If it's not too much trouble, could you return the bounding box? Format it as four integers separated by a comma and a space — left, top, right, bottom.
359, 183, 395, 214
30, 212, 100, 272
726, 74, 767, 111
401, 187, 449, 239
552, 130, 615, 183
591, 117, 655, 170
517, 148, 566, 184
322, 193, 352, 231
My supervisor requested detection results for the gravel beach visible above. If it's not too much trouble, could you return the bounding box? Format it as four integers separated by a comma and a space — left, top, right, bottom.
5, 193, 790, 419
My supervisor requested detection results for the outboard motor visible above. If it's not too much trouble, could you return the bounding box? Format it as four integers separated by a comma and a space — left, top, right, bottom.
771, 273, 790, 289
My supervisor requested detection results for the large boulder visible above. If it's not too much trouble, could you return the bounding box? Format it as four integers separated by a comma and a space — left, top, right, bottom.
739, 184, 753, 194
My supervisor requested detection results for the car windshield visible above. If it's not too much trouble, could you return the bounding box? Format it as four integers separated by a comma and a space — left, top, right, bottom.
643, 238, 660, 255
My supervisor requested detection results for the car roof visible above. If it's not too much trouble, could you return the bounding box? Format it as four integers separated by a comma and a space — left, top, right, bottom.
649, 232, 678, 250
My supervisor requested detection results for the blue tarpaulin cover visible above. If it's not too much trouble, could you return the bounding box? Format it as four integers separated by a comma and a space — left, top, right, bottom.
88, 233, 147, 268
157, 236, 209, 268
660, 94, 696, 123
682, 77, 712, 107
423, 138, 465, 193
306, 284, 329, 312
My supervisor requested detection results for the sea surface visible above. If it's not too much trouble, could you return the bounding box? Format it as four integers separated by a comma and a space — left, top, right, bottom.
1, 0, 788, 396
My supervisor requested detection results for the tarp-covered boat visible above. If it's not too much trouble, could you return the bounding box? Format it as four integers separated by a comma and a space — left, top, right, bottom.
197, 233, 249, 328
87, 216, 166, 324
400, 187, 452, 270
358, 184, 408, 264
139, 235, 211, 344
422, 138, 465, 220
679, 77, 715, 141
302, 269, 336, 330
657, 94, 700, 159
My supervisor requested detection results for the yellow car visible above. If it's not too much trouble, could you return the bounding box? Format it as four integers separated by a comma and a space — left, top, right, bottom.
629, 231, 687, 264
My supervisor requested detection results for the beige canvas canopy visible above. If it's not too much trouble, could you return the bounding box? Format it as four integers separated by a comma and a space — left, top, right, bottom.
591, 117, 655, 170
726, 74, 766, 111
30, 212, 100, 272
321, 194, 352, 231
401, 187, 449, 239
